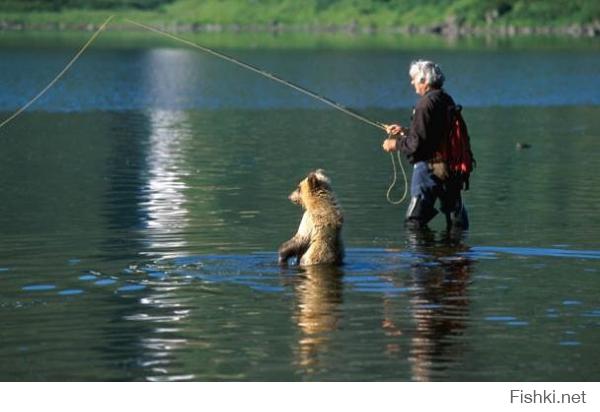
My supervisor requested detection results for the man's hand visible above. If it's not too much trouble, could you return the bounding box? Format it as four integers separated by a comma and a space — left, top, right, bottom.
382, 138, 399, 152
384, 123, 404, 136
382, 123, 406, 152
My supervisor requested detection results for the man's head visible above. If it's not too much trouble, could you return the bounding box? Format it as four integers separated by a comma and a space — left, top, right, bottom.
409, 60, 445, 95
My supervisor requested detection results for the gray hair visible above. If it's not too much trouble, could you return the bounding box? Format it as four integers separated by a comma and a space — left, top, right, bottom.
409, 60, 445, 88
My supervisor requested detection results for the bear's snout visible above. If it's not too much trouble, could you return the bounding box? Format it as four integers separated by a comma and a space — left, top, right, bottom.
289, 189, 302, 205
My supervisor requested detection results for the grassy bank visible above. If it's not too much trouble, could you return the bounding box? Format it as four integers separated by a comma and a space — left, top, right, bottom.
1, 0, 599, 36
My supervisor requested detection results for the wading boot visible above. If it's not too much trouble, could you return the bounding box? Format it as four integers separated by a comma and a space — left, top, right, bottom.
405, 196, 438, 229
445, 202, 469, 231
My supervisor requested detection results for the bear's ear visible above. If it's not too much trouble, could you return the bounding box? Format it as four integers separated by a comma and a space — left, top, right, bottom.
313, 169, 330, 184
307, 172, 321, 191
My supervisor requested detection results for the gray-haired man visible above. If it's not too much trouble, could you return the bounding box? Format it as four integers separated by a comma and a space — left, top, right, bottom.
383, 60, 469, 231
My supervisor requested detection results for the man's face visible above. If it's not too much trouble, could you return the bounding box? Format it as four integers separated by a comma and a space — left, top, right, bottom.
410, 74, 428, 96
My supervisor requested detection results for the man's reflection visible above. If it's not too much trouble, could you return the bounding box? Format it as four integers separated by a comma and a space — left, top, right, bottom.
286, 228, 472, 380
404, 228, 472, 381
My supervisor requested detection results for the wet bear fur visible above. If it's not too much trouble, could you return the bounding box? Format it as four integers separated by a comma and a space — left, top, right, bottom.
278, 169, 344, 266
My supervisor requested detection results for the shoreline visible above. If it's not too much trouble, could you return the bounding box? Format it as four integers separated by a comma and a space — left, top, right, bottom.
1, 21, 599, 38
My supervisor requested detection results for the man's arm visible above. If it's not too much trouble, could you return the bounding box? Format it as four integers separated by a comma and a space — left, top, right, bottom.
398, 100, 431, 157
382, 98, 431, 154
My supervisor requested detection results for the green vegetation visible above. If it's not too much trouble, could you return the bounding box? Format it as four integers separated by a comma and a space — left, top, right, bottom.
1, 0, 599, 32
0, 0, 175, 11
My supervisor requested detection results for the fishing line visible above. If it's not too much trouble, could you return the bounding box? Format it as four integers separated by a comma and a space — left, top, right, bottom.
386, 150, 408, 204
125, 18, 408, 204
0, 15, 114, 131
126, 19, 387, 131
0, 15, 408, 205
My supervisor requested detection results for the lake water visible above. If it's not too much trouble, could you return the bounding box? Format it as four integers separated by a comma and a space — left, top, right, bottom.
0, 33, 599, 381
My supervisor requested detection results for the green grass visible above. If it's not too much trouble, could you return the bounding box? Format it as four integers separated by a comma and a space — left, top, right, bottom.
1, 0, 599, 29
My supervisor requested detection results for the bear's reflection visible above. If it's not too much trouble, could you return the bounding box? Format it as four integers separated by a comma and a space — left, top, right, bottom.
285, 229, 472, 379
289, 264, 344, 371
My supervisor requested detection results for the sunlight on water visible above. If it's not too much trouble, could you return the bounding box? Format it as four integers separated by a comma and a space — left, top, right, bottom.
140, 109, 192, 258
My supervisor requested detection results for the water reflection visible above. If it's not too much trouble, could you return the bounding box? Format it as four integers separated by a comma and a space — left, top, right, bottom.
289, 265, 344, 371
109, 52, 196, 376
285, 230, 473, 379
137, 48, 196, 258
140, 109, 192, 257
127, 281, 196, 381
404, 229, 472, 382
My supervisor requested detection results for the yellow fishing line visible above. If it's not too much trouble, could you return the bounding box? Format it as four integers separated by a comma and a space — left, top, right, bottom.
0, 15, 408, 205
125, 18, 409, 205
0, 15, 114, 130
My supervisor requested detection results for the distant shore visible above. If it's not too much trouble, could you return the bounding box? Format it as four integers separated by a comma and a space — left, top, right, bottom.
2, 0, 599, 39
1, 20, 599, 38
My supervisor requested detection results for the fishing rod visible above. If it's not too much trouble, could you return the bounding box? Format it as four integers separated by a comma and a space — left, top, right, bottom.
125, 19, 408, 204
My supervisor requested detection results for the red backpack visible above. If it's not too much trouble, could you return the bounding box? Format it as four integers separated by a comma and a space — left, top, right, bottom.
442, 105, 475, 190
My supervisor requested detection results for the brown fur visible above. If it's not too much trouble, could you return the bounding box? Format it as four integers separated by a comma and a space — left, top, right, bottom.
278, 169, 344, 266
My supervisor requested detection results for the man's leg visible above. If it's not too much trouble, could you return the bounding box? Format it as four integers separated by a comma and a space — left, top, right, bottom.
406, 162, 439, 229
441, 178, 469, 231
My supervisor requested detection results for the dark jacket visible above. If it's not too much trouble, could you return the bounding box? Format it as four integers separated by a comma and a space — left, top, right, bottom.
399, 88, 455, 164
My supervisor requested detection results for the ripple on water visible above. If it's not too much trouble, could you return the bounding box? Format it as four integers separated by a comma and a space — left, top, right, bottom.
485, 316, 518, 322
147, 374, 196, 382
94, 279, 117, 286
473, 246, 600, 260
249, 285, 285, 293
58, 289, 84, 296
342, 275, 379, 282
507, 321, 529, 326
22, 284, 56, 292
415, 303, 444, 310
147, 271, 167, 279
117, 284, 146, 293
353, 286, 414, 294
122, 268, 136, 275
563, 300, 583, 306
582, 310, 600, 318
484, 316, 531, 327
559, 341, 582, 346
79, 274, 97, 281
485, 316, 517, 322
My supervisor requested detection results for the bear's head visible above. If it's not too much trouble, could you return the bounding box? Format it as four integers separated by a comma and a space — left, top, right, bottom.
289, 169, 332, 208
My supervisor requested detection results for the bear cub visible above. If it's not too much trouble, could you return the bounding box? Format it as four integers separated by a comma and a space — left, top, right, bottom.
278, 169, 344, 266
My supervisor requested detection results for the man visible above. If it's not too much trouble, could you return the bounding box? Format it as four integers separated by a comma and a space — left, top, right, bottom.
382, 60, 469, 230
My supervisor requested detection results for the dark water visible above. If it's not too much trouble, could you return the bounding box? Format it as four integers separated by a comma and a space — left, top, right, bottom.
0, 35, 599, 381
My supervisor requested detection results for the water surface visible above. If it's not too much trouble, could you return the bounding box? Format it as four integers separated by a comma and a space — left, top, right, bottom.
0, 34, 599, 381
